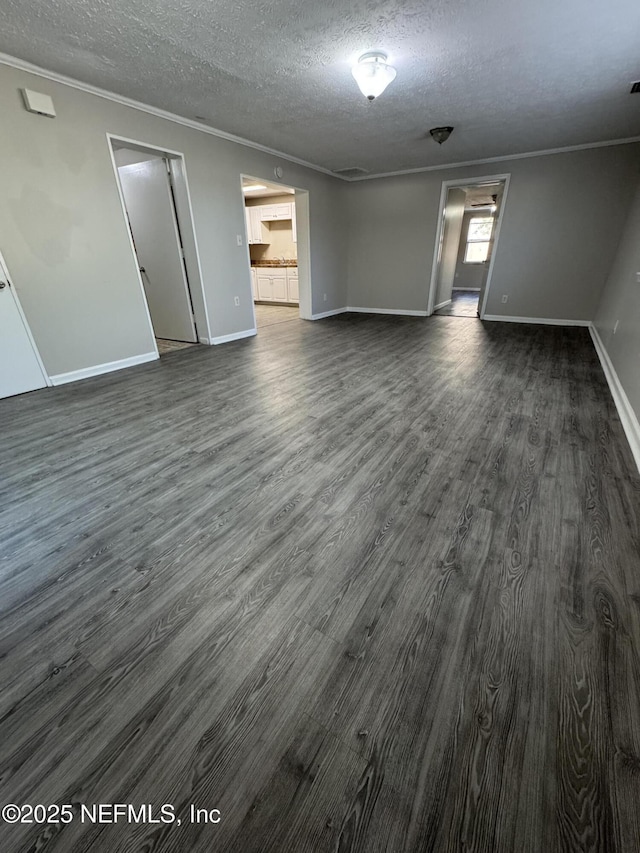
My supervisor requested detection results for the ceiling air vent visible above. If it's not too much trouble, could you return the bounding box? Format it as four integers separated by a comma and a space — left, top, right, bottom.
332, 167, 370, 179
631, 82, 640, 94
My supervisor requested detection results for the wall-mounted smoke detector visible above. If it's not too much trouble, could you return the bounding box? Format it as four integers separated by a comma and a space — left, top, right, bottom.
21, 88, 56, 117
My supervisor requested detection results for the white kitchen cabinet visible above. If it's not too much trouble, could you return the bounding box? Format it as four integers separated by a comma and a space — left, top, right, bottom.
256, 271, 287, 301
272, 274, 287, 301
256, 271, 286, 301
256, 272, 272, 301
253, 267, 299, 304
287, 269, 299, 302
244, 206, 269, 244
250, 267, 258, 300
260, 202, 292, 221
292, 207, 297, 243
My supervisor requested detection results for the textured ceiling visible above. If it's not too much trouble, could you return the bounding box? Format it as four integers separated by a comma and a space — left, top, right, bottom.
1, 0, 640, 176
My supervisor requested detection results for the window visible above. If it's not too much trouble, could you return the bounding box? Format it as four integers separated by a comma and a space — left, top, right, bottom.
464, 216, 493, 263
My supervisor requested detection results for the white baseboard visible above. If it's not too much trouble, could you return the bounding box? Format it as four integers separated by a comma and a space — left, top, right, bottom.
347, 306, 428, 317
310, 308, 348, 320
50, 351, 158, 386
198, 336, 211, 345
210, 328, 257, 345
590, 326, 640, 473
452, 287, 481, 292
482, 314, 591, 326
434, 299, 452, 311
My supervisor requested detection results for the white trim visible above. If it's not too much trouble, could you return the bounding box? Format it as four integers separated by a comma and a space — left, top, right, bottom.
478, 177, 510, 319
590, 325, 640, 474
452, 287, 481, 292
482, 315, 591, 326
0, 249, 52, 387
310, 307, 348, 320
168, 154, 213, 343
107, 133, 213, 346
426, 173, 511, 319
345, 137, 640, 182
106, 141, 159, 355
50, 352, 157, 385
0, 53, 338, 180
348, 307, 428, 317
434, 299, 452, 311
198, 336, 212, 345
210, 328, 257, 345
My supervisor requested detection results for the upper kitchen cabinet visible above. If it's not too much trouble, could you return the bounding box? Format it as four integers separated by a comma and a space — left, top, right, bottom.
245, 206, 270, 245
260, 202, 293, 221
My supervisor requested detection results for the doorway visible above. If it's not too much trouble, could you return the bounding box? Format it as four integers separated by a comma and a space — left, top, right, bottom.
428, 175, 509, 319
108, 136, 210, 354
241, 175, 310, 331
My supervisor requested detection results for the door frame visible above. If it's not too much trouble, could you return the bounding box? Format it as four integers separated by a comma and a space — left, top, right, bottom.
0, 247, 51, 388
106, 133, 212, 346
426, 172, 511, 318
239, 174, 312, 326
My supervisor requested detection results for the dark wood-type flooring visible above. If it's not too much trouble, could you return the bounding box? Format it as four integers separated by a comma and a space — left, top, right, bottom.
435, 289, 480, 317
2, 313, 640, 853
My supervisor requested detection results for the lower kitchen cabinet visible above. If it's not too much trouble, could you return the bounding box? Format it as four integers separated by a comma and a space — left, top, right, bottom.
253, 267, 299, 304
287, 270, 299, 302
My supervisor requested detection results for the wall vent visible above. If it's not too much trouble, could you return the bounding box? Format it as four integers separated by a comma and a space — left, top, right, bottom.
631, 81, 640, 94
332, 166, 370, 178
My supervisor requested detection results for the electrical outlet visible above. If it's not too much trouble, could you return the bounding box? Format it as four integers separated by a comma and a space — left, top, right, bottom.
234, 296, 240, 306
636, 271, 640, 284
236, 234, 243, 246
614, 320, 619, 334
501, 294, 508, 303
323, 293, 327, 302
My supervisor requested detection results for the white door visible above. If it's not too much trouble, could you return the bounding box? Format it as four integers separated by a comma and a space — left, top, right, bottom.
118, 159, 197, 342
0, 257, 48, 399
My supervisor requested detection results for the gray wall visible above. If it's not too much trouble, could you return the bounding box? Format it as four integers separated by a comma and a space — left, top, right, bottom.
435, 188, 465, 307
593, 175, 640, 421
453, 211, 488, 291
0, 63, 348, 376
346, 145, 640, 319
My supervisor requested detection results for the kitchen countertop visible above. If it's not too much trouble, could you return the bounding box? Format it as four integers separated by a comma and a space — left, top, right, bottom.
251, 260, 297, 268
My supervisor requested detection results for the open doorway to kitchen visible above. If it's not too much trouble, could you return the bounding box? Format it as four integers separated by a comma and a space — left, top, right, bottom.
108, 135, 211, 355
241, 175, 310, 331
427, 175, 509, 319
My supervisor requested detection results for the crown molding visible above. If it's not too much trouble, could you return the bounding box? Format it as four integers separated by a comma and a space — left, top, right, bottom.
0, 52, 339, 180
346, 136, 640, 181
2, 52, 639, 184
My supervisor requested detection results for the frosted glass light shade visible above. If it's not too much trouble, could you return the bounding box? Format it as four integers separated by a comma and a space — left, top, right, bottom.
352, 52, 396, 101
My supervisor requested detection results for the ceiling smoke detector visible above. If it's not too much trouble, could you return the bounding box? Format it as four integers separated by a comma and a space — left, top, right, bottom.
429, 126, 454, 144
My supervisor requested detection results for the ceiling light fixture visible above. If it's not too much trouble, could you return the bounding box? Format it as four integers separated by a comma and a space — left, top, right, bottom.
429, 126, 454, 144
352, 52, 396, 101
242, 184, 267, 192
